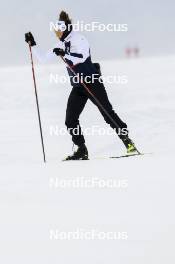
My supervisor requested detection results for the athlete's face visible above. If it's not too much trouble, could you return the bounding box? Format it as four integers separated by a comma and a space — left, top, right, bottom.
54, 30, 63, 39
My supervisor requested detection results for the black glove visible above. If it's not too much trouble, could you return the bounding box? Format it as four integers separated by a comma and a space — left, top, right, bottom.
25, 32, 36, 46
53, 48, 65, 56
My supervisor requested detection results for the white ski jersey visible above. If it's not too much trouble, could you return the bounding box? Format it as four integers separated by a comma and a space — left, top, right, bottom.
32, 31, 90, 66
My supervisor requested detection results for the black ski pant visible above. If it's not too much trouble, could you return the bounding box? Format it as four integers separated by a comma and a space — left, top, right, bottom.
65, 82, 128, 146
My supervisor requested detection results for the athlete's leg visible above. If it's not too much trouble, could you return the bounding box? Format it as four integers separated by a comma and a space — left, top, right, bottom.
65, 86, 88, 146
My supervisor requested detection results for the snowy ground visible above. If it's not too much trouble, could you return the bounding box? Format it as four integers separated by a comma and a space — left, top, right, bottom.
0, 55, 175, 263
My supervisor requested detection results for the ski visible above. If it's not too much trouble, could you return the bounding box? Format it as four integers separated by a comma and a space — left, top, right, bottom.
62, 152, 152, 161
92, 152, 151, 160
110, 153, 146, 159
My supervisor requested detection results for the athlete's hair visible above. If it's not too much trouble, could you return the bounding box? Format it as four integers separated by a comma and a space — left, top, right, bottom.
58, 11, 72, 40
59, 10, 72, 25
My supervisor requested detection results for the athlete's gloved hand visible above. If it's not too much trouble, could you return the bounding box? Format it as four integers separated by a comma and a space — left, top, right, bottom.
53, 48, 65, 56
25, 32, 36, 46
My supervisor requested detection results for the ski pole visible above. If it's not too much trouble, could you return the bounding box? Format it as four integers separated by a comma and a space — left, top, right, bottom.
28, 43, 46, 163
60, 56, 141, 155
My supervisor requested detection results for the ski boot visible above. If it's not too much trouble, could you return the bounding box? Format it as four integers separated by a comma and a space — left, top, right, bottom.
121, 136, 138, 154
64, 144, 89, 161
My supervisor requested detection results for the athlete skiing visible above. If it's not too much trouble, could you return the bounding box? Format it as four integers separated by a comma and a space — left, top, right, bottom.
25, 10, 138, 160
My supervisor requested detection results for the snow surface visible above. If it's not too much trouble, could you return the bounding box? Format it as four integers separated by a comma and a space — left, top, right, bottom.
0, 55, 175, 263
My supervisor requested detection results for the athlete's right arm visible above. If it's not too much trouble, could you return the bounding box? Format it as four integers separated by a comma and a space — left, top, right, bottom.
25, 32, 62, 63
32, 46, 56, 63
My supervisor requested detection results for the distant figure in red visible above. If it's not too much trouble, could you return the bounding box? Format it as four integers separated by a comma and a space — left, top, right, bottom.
125, 47, 132, 58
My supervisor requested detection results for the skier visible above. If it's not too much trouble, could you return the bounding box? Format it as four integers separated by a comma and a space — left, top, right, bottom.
25, 10, 138, 160
133, 46, 140, 57
125, 47, 132, 58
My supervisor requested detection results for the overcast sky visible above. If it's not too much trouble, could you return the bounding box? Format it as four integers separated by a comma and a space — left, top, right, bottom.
1, 0, 175, 66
